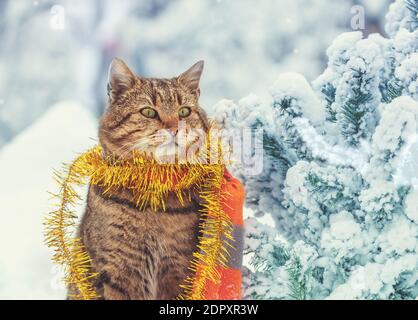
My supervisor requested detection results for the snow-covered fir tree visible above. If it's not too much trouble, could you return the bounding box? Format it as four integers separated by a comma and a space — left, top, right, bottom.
215, 0, 418, 299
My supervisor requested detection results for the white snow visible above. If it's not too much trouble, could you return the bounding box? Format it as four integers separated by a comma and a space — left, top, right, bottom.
329, 211, 361, 240
320, 211, 364, 263
326, 32, 364, 68
405, 188, 418, 223
377, 216, 418, 255
292, 117, 369, 171
270, 72, 325, 125
0, 101, 97, 299
327, 263, 383, 299
371, 96, 418, 181
329, 253, 418, 300
396, 52, 418, 99
284, 161, 313, 209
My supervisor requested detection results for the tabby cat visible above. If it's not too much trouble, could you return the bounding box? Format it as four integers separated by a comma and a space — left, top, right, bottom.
71, 59, 209, 299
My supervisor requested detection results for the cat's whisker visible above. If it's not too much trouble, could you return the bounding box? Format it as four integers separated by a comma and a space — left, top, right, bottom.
99, 128, 114, 135
133, 138, 151, 149
113, 142, 134, 157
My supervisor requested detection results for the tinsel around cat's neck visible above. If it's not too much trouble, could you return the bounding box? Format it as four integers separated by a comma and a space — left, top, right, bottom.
44, 142, 233, 300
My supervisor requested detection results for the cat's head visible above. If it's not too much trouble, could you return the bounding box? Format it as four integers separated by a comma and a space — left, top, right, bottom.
99, 58, 209, 162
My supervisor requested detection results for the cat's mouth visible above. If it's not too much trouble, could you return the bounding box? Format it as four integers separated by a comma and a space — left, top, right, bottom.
134, 135, 205, 164
151, 140, 205, 164
122, 126, 210, 164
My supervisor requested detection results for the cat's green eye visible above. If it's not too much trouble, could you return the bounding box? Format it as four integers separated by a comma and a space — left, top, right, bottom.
140, 107, 158, 119
178, 107, 191, 118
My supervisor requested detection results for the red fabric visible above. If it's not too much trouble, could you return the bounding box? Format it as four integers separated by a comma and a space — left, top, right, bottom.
204, 267, 242, 300
203, 169, 244, 300
222, 170, 244, 226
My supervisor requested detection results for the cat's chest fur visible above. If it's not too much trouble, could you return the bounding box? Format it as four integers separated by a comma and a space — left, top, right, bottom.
77, 185, 202, 299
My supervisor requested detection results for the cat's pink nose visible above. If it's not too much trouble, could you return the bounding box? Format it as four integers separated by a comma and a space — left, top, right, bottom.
168, 127, 178, 135
163, 118, 179, 135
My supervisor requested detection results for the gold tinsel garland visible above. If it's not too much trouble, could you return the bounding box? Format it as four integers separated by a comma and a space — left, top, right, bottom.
44, 145, 233, 300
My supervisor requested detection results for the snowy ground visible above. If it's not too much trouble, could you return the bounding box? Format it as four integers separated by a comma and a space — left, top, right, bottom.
0, 102, 97, 299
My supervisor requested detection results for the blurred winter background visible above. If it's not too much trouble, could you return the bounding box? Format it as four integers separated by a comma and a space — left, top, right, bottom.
0, 0, 392, 299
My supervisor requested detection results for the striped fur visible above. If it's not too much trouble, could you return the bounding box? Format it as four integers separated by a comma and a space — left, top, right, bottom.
70, 60, 209, 300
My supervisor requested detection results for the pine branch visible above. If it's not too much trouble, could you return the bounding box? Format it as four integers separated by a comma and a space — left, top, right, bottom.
252, 118, 298, 176
405, 0, 418, 30
380, 78, 403, 103
339, 73, 373, 146
263, 133, 295, 177
405, 0, 418, 18
286, 257, 308, 300
321, 83, 337, 122
274, 97, 302, 117
249, 245, 290, 273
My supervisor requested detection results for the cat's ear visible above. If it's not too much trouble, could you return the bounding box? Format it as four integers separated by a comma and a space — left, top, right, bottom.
178, 60, 204, 97
107, 58, 136, 102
